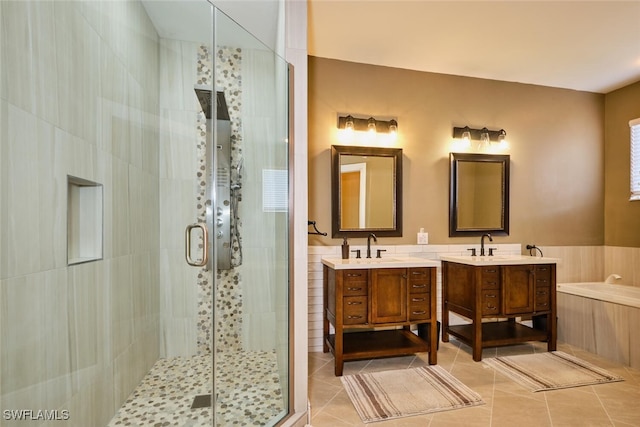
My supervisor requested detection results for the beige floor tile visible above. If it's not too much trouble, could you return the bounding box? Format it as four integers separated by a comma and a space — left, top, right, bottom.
546, 387, 611, 425
308, 340, 640, 427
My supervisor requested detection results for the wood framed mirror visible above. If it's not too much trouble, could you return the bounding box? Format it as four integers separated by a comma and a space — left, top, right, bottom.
449, 152, 510, 236
331, 145, 402, 238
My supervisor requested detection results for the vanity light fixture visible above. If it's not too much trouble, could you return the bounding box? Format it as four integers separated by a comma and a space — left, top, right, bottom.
452, 126, 509, 151
337, 114, 399, 144
337, 114, 398, 134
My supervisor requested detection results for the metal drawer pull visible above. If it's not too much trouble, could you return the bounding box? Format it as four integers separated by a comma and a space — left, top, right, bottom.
346, 273, 362, 277
412, 284, 427, 288
537, 279, 548, 283
347, 315, 363, 319
486, 281, 497, 285
537, 290, 548, 295
412, 311, 426, 315
484, 294, 496, 298
412, 297, 426, 302
538, 303, 549, 307
347, 287, 363, 292
412, 271, 425, 275
486, 304, 497, 309
486, 269, 497, 273
347, 301, 363, 305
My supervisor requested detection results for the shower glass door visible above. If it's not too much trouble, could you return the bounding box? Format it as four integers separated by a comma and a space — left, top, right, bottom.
210, 8, 290, 425
157, 0, 289, 425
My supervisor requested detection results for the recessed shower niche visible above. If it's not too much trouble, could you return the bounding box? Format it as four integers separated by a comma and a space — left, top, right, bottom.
67, 176, 103, 265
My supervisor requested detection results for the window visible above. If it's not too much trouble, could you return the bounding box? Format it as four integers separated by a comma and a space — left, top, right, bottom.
262, 169, 288, 212
631, 118, 640, 201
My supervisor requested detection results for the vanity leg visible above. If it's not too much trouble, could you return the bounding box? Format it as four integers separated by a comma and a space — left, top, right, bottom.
472, 311, 483, 362
417, 322, 439, 365
548, 264, 557, 352
441, 266, 450, 343
429, 320, 438, 365
334, 324, 344, 376
547, 312, 557, 352
323, 266, 329, 353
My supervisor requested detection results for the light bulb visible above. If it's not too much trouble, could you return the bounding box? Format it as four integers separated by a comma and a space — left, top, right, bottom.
388, 119, 398, 141
344, 115, 354, 132
461, 126, 471, 142
498, 129, 509, 149
367, 117, 377, 134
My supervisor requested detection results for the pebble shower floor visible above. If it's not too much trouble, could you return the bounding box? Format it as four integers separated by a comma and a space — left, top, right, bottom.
108, 351, 285, 426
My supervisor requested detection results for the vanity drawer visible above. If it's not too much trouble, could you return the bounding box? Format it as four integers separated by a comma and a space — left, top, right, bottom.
408, 268, 431, 283
409, 282, 430, 294
482, 290, 500, 315
342, 270, 368, 296
343, 296, 368, 324
481, 267, 500, 289
535, 265, 552, 287
409, 294, 431, 320
535, 288, 551, 311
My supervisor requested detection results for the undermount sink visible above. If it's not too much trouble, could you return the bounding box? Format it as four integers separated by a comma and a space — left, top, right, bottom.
322, 256, 439, 270
439, 254, 560, 266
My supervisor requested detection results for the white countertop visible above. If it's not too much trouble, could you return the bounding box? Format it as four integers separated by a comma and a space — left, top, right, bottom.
439, 254, 560, 266
322, 256, 439, 270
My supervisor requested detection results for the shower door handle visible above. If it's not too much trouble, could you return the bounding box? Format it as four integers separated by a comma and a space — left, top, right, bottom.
185, 223, 209, 267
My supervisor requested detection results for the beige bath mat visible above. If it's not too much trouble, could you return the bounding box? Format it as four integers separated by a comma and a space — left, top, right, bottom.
483, 351, 624, 392
340, 365, 484, 423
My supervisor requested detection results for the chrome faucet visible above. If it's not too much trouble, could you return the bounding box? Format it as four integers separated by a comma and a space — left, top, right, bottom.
480, 233, 493, 256
366, 233, 377, 258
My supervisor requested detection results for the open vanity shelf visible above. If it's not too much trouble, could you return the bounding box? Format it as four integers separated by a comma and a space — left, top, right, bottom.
322, 257, 439, 376
447, 322, 549, 347
441, 255, 560, 361
326, 329, 428, 361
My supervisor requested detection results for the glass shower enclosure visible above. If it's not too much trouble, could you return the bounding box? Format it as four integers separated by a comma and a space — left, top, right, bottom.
0, 0, 290, 425
153, 2, 291, 425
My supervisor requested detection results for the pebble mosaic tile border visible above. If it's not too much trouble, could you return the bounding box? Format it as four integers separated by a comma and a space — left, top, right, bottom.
196, 45, 245, 355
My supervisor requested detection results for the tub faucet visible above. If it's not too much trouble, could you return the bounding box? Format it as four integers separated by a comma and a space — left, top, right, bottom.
366, 233, 377, 258
480, 233, 493, 256
605, 274, 622, 284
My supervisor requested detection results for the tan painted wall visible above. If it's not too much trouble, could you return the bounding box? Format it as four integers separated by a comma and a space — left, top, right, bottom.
604, 81, 640, 247
308, 57, 605, 246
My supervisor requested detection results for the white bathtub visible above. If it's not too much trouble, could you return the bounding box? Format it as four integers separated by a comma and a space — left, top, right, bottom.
557, 282, 640, 309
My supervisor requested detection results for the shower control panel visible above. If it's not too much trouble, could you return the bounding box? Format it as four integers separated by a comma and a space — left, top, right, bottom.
215, 93, 232, 270
191, 86, 234, 271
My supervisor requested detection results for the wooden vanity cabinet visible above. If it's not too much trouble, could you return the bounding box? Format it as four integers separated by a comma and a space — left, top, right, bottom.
323, 265, 437, 376
442, 261, 557, 361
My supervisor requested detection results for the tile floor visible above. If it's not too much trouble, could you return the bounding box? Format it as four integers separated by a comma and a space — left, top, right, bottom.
308, 339, 640, 426
108, 350, 285, 426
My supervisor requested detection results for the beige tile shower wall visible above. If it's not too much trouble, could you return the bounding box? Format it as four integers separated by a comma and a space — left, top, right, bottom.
158, 38, 201, 358
0, 1, 160, 426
